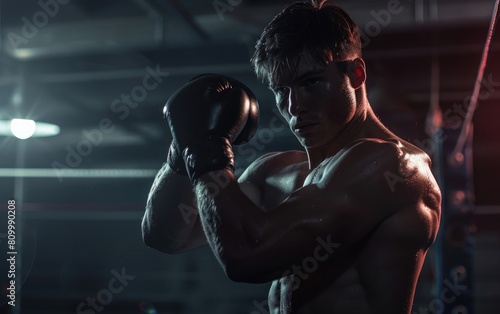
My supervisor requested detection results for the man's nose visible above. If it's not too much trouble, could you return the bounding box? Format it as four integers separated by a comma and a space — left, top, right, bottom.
287, 89, 306, 117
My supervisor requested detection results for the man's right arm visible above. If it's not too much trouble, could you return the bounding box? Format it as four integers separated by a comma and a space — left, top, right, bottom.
143, 73, 260, 254
142, 162, 207, 254
141, 150, 274, 254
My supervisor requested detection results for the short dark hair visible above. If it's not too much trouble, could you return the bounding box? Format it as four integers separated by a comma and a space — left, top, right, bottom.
251, 1, 362, 86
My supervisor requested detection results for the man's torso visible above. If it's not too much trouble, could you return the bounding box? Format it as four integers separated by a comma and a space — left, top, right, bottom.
251, 139, 438, 313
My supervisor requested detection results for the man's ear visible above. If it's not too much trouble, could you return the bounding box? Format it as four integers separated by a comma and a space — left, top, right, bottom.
348, 58, 366, 89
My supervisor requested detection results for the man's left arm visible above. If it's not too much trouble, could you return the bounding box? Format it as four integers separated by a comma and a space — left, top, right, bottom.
193, 140, 441, 283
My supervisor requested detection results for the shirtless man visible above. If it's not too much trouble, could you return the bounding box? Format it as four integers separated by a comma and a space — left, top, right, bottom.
142, 1, 441, 313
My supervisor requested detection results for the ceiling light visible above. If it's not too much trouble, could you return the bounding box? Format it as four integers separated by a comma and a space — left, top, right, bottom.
0, 119, 60, 139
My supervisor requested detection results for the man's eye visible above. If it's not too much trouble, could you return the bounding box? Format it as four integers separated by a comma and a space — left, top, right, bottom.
273, 87, 288, 96
303, 78, 320, 88
277, 87, 287, 94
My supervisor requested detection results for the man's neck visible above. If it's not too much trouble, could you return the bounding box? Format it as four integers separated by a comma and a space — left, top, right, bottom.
306, 105, 385, 169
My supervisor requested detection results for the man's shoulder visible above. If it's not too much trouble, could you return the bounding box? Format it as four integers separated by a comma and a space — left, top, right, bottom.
330, 137, 438, 204
337, 138, 441, 245
352, 139, 441, 246
344, 137, 427, 159
338, 137, 431, 175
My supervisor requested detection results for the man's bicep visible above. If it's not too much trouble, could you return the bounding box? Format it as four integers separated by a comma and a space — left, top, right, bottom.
238, 164, 264, 209
231, 184, 349, 282
237, 151, 281, 210
239, 180, 264, 209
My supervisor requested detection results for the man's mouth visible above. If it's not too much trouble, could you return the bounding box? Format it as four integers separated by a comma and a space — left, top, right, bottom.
293, 122, 318, 133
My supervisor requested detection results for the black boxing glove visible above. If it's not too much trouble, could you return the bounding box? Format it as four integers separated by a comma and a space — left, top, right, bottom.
163, 74, 259, 181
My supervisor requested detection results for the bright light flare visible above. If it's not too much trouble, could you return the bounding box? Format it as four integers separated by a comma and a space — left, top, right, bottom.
10, 119, 36, 139
0, 119, 60, 138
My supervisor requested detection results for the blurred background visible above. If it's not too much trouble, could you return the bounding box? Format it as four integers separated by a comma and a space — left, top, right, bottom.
0, 0, 499, 313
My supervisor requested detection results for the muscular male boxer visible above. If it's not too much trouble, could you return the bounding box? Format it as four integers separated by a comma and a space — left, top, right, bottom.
142, 1, 441, 313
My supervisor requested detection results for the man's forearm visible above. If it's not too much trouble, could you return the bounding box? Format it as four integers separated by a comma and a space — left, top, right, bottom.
194, 169, 269, 279
142, 162, 201, 253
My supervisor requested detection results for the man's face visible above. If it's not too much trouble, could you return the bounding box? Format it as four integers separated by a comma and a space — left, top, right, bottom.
269, 55, 357, 149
